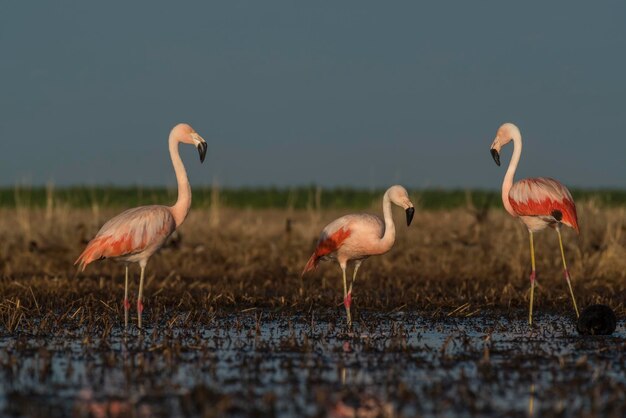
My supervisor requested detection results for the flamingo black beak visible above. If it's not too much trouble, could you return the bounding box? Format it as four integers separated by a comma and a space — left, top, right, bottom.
490, 149, 500, 166
197, 142, 207, 163
406, 207, 415, 226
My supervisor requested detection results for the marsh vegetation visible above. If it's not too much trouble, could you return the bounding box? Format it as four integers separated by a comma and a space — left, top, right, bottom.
0, 187, 624, 417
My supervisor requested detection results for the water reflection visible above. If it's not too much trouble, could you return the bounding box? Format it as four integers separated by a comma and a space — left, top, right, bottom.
528, 384, 535, 417
0, 312, 622, 417
328, 391, 394, 418
74, 388, 145, 418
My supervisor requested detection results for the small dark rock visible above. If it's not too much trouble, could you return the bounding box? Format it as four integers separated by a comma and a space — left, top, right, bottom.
577, 304, 617, 335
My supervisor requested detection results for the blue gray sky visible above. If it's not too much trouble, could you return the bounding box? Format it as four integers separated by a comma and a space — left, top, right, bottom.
2, 1, 625, 189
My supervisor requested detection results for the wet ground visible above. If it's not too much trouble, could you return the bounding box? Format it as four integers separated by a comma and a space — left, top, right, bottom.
0, 310, 624, 418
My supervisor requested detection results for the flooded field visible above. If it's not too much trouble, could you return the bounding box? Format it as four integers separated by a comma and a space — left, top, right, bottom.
0, 206, 624, 416
1, 309, 624, 418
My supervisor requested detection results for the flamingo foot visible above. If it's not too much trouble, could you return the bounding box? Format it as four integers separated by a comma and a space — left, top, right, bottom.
344, 292, 352, 310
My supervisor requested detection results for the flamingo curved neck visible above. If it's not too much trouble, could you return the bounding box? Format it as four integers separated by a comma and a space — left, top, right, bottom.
378, 191, 396, 253
502, 135, 522, 217
168, 135, 191, 227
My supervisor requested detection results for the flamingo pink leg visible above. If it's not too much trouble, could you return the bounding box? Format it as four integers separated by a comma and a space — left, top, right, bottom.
347, 260, 362, 296
340, 263, 352, 327
123, 265, 130, 328
528, 231, 536, 325
556, 227, 580, 318
344, 292, 352, 310
137, 263, 146, 329
345, 261, 362, 322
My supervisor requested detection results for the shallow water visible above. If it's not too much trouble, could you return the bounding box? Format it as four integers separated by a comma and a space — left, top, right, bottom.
0, 310, 624, 417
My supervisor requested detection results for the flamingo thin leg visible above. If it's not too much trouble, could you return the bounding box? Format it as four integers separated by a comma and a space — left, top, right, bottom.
137, 264, 146, 329
341, 265, 352, 327
528, 231, 536, 325
123, 265, 130, 329
348, 260, 362, 295
556, 228, 580, 318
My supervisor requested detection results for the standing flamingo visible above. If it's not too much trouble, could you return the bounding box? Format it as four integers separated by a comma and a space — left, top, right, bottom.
75, 123, 207, 329
302, 185, 415, 326
489, 122, 580, 325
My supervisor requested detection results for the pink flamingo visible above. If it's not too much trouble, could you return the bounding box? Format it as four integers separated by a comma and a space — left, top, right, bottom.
302, 185, 415, 326
75, 123, 207, 328
489, 122, 580, 325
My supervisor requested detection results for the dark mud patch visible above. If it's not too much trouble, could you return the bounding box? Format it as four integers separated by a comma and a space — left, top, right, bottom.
0, 310, 624, 418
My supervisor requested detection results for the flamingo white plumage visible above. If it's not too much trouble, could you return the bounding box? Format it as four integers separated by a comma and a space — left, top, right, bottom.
75, 123, 207, 329
302, 185, 415, 326
489, 122, 580, 325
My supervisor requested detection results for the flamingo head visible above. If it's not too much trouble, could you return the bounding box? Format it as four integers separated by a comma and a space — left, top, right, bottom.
172, 123, 208, 163
387, 185, 415, 226
490, 122, 521, 167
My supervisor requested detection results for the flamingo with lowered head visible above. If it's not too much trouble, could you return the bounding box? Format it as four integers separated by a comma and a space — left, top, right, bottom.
489, 122, 580, 325
302, 185, 415, 326
75, 123, 207, 329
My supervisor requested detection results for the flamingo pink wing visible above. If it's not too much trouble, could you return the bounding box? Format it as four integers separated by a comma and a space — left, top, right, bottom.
302, 226, 351, 275
75, 206, 176, 270
509, 178, 579, 232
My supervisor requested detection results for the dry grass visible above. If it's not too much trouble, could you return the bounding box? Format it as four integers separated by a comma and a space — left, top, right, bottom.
0, 199, 625, 331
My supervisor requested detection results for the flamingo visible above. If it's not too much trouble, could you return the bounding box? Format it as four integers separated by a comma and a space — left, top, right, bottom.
489, 122, 580, 325
75, 123, 207, 329
302, 185, 415, 326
